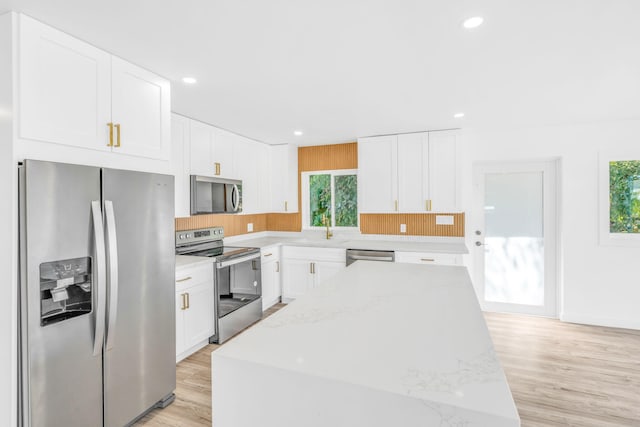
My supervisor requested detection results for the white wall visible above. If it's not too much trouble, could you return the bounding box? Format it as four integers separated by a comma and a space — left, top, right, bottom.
0, 12, 17, 427
460, 119, 640, 329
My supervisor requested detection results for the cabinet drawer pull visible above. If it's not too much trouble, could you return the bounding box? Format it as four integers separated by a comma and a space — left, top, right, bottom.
114, 123, 121, 147
420, 258, 435, 262
176, 276, 192, 283
107, 123, 114, 147
263, 253, 273, 257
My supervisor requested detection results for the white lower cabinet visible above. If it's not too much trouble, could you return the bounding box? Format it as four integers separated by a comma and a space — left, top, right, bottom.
282, 246, 346, 302
394, 251, 462, 266
175, 263, 215, 362
261, 246, 282, 311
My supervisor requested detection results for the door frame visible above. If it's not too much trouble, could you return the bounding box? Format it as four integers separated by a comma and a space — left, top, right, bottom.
472, 159, 560, 317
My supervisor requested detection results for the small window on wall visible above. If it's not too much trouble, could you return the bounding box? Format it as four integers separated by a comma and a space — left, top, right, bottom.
302, 170, 358, 229
599, 153, 640, 246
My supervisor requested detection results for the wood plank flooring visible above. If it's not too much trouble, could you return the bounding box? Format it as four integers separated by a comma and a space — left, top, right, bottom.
137, 307, 640, 426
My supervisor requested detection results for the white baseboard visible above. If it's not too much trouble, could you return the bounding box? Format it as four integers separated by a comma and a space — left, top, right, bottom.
560, 312, 640, 330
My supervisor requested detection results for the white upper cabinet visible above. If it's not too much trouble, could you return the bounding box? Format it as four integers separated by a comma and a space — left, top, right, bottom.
212, 128, 238, 178
189, 119, 215, 176
110, 57, 170, 160
18, 15, 170, 161
358, 130, 459, 213
234, 136, 258, 213
427, 130, 458, 212
358, 135, 398, 213
397, 132, 429, 212
270, 144, 298, 213
19, 15, 111, 151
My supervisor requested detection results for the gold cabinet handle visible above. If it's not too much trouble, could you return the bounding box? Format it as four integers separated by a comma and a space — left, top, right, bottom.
107, 123, 114, 147
185, 292, 190, 309
420, 258, 435, 262
263, 253, 273, 257
310, 262, 313, 274
426, 200, 432, 211
114, 124, 121, 147
285, 201, 288, 211
214, 162, 221, 175
276, 261, 280, 273
395, 200, 398, 212
176, 276, 192, 283
180, 293, 186, 310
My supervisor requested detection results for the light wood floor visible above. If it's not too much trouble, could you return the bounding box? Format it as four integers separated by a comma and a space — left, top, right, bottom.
137, 306, 640, 426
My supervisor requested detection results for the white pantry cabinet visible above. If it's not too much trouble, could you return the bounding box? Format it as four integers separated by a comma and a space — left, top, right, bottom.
175, 262, 215, 362
281, 246, 346, 301
394, 251, 462, 266
358, 130, 459, 213
270, 144, 299, 213
18, 15, 170, 161
260, 246, 281, 310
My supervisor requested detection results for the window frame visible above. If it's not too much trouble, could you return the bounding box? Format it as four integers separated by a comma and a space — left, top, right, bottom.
598, 151, 640, 247
301, 169, 359, 231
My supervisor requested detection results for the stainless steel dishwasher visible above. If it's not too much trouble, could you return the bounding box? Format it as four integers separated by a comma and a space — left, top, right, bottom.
346, 249, 395, 266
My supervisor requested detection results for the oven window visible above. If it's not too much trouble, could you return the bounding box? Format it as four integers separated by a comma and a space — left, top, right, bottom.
217, 259, 261, 317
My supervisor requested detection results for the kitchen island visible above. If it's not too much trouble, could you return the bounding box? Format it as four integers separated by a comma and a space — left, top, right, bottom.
211, 261, 520, 426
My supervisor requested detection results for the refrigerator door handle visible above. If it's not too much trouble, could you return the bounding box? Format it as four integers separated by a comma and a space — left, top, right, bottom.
91, 201, 107, 357
105, 200, 119, 350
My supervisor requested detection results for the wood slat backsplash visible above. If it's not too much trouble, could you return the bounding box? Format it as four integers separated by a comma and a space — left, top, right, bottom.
298, 142, 358, 172
360, 213, 465, 237
175, 214, 267, 236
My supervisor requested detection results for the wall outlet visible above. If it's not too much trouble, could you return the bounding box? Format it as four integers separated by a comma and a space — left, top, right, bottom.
247, 223, 254, 232
400, 224, 407, 233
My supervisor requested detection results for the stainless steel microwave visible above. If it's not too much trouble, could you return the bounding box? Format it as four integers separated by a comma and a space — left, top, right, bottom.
190, 176, 242, 214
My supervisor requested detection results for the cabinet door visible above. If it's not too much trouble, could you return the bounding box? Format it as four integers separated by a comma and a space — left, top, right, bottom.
171, 114, 190, 217
18, 15, 111, 151
428, 131, 458, 212
282, 259, 314, 300
315, 261, 346, 286
235, 137, 259, 213
212, 128, 237, 178
175, 291, 186, 358
397, 132, 429, 212
271, 144, 299, 213
358, 135, 398, 213
183, 282, 215, 349
261, 258, 281, 310
111, 56, 170, 160
189, 120, 215, 176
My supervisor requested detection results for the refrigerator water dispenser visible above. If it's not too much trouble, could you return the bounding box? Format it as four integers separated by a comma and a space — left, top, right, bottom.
39, 257, 92, 326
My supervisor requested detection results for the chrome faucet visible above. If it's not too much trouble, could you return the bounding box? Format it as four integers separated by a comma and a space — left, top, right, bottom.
322, 214, 333, 240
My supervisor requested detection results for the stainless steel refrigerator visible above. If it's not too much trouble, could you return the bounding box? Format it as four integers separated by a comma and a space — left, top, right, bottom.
18, 160, 176, 427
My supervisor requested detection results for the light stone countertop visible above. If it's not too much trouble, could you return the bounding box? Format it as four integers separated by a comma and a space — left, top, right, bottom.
225, 232, 469, 254
211, 261, 519, 427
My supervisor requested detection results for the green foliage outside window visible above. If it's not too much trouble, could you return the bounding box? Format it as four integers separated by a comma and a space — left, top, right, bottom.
335, 175, 358, 226
308, 173, 358, 227
310, 174, 331, 226
609, 160, 640, 233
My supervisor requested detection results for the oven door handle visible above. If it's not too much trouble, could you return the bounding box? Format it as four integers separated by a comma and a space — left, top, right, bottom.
216, 252, 261, 269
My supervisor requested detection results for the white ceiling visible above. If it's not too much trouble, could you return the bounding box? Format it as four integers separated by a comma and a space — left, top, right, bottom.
1, 0, 639, 145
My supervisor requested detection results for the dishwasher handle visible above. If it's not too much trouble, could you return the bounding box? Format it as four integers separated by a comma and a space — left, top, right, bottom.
347, 255, 394, 262
346, 249, 395, 265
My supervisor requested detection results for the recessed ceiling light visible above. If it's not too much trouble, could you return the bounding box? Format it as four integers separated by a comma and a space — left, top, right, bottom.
454, 112, 465, 118
182, 77, 197, 84
293, 130, 303, 136
462, 16, 484, 29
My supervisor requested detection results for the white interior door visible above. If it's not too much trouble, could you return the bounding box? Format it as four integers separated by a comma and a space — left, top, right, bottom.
473, 160, 558, 317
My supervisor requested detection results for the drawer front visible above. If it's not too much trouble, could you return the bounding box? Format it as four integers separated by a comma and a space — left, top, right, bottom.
261, 245, 281, 263
282, 246, 346, 262
394, 251, 461, 266
175, 263, 214, 291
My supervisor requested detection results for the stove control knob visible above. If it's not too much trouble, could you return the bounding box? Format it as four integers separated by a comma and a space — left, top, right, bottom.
179, 234, 185, 239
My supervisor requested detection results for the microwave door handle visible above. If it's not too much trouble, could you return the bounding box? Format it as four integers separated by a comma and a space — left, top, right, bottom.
231, 184, 239, 212
91, 201, 107, 357
104, 200, 119, 350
